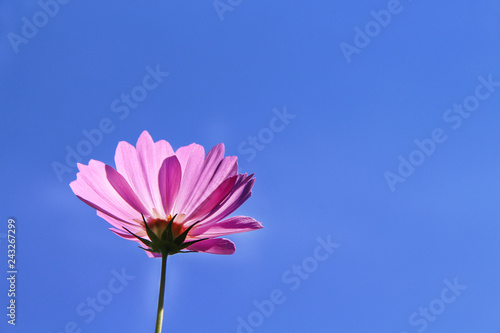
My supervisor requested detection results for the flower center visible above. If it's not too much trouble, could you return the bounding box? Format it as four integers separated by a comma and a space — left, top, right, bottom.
147, 214, 185, 238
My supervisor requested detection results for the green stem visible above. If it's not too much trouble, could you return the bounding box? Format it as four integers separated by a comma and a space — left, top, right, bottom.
155, 254, 168, 333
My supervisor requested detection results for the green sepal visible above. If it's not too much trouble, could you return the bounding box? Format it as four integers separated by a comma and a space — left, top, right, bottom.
123, 227, 153, 248
174, 220, 202, 246
132, 214, 212, 256
142, 213, 162, 246
138, 246, 159, 254
161, 214, 177, 241
180, 237, 209, 250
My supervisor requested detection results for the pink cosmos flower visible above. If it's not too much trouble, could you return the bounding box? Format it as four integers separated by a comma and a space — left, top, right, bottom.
70, 131, 262, 257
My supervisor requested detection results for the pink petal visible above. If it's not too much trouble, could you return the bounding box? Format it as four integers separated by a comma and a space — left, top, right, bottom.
136, 131, 171, 216
154, 139, 175, 165
191, 216, 263, 238
184, 175, 237, 222
199, 174, 255, 226
98, 211, 144, 236
105, 165, 149, 215
70, 160, 140, 223
115, 140, 156, 213
181, 143, 225, 214
158, 155, 182, 216
208, 155, 238, 191
212, 155, 238, 182
172, 143, 206, 213
186, 238, 236, 255
184, 155, 239, 217
114, 131, 175, 218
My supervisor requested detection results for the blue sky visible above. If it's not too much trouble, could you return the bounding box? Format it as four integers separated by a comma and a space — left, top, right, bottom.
1, 0, 500, 332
